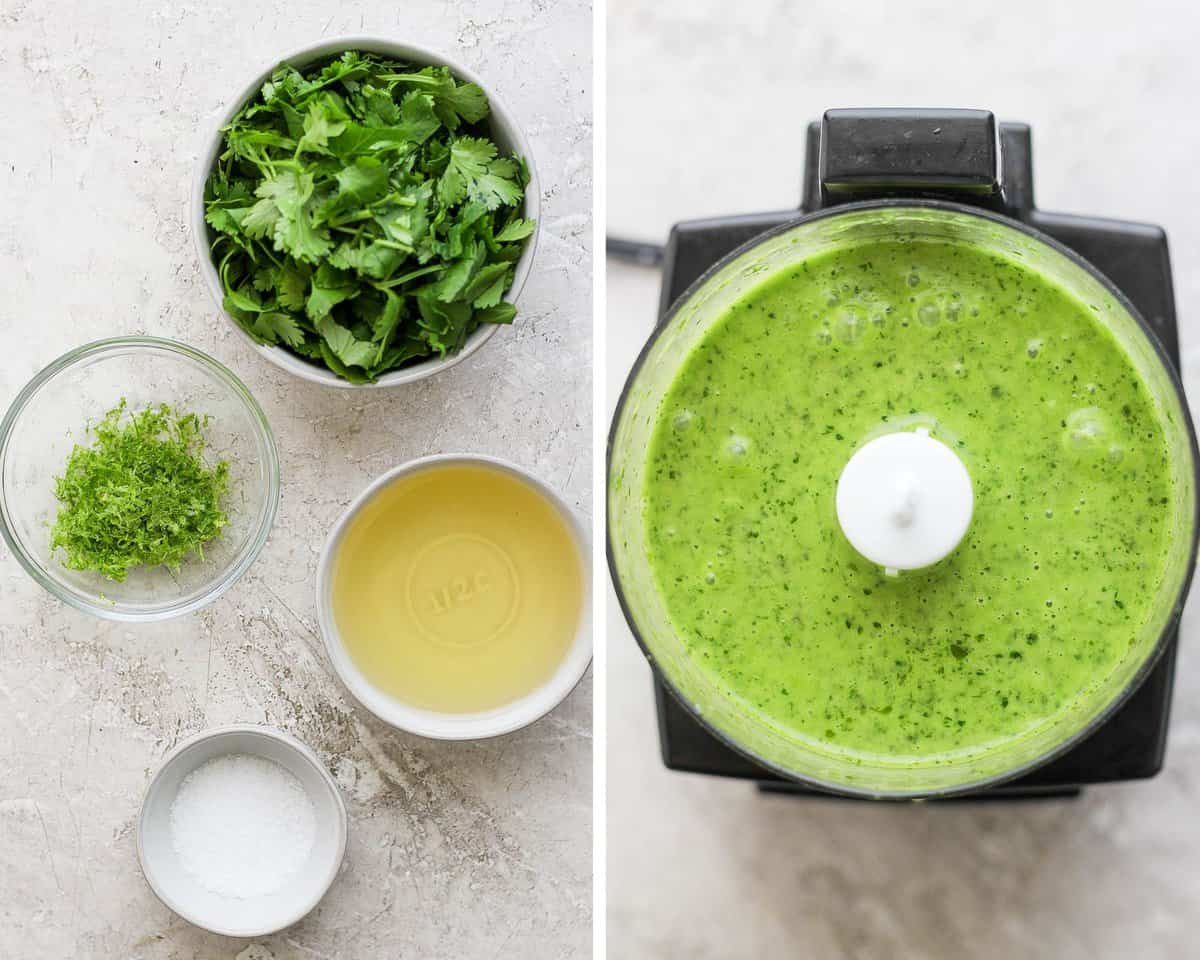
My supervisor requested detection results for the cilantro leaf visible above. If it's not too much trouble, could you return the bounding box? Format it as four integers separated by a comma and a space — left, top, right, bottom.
256, 165, 312, 213
334, 156, 389, 203
475, 302, 517, 325
398, 91, 442, 143
250, 311, 306, 348
316, 315, 377, 370
446, 137, 524, 210
273, 205, 332, 263
465, 265, 513, 308
296, 97, 348, 155
306, 263, 358, 320
495, 218, 537, 242
435, 81, 488, 127
415, 293, 474, 355
242, 198, 280, 238
276, 263, 310, 311
383, 66, 491, 130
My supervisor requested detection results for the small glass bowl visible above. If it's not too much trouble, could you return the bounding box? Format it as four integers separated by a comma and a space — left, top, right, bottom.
0, 337, 279, 621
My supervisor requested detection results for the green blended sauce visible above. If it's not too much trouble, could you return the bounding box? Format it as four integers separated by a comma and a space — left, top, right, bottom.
644, 237, 1174, 762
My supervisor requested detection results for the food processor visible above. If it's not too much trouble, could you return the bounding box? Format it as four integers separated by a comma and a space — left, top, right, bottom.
608, 109, 1199, 799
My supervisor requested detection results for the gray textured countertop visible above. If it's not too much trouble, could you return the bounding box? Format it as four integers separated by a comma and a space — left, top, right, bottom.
0, 1, 592, 957
607, 1, 1200, 957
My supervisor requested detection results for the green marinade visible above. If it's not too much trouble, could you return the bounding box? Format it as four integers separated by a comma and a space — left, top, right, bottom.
644, 238, 1173, 761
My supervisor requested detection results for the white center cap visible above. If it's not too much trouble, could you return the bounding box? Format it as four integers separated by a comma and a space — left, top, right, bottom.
835, 428, 974, 575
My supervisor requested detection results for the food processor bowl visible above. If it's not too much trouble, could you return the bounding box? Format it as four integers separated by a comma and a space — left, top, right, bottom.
608, 200, 1199, 798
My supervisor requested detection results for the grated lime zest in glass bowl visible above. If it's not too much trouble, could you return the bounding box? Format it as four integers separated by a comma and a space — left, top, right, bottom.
0, 337, 279, 621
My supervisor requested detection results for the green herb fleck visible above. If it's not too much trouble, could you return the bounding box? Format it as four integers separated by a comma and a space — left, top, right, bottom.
50, 402, 230, 581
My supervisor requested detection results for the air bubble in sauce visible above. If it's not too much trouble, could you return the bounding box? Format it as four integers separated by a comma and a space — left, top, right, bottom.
726, 435, 751, 457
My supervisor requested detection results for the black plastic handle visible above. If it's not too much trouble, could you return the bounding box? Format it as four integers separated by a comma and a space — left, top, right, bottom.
818, 108, 1002, 209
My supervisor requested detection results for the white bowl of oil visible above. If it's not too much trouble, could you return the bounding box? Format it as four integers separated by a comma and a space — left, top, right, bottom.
316, 454, 591, 739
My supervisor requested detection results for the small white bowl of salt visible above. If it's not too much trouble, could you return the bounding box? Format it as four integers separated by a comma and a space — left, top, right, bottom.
137, 724, 347, 937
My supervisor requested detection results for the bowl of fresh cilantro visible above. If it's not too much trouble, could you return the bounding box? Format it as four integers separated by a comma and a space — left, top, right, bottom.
193, 37, 540, 387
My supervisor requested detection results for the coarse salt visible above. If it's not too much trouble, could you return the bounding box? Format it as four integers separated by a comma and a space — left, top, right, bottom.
169, 753, 317, 899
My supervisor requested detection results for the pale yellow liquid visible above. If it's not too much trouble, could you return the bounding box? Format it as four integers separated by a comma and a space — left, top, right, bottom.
331, 464, 584, 713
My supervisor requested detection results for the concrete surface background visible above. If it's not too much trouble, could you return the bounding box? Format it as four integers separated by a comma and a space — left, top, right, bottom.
606, 1, 1200, 957
0, 1, 592, 957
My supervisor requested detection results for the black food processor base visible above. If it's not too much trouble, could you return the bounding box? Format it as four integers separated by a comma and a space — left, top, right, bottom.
650, 117, 1180, 800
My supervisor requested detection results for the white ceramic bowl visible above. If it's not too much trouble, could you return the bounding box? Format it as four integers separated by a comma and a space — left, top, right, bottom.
137, 724, 347, 937
191, 36, 541, 389
316, 454, 592, 739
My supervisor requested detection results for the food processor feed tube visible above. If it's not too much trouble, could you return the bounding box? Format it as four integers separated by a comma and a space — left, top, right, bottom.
607, 109, 1200, 799
835, 427, 974, 576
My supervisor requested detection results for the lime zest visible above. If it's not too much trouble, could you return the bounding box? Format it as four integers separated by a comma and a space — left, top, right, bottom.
50, 400, 230, 582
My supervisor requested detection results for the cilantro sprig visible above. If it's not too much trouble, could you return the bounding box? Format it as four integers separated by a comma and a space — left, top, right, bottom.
203, 50, 535, 383
50, 402, 230, 582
